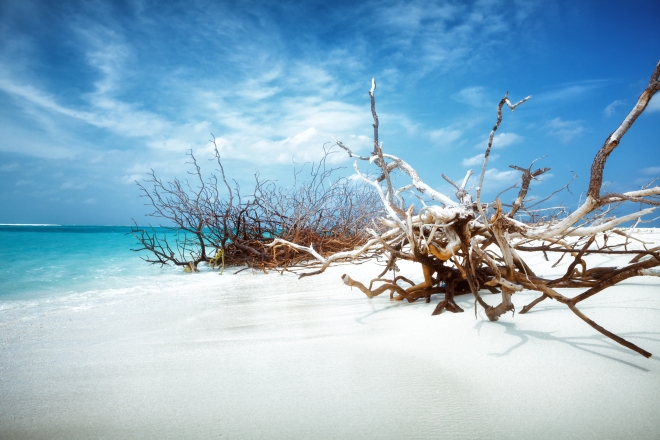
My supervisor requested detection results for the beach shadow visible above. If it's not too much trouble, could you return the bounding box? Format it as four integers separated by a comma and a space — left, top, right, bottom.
614, 281, 660, 287
478, 319, 659, 371
521, 302, 660, 314
355, 294, 474, 324
355, 302, 401, 323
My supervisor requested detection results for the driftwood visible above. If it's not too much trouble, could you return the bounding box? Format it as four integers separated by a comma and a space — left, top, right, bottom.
271, 63, 660, 358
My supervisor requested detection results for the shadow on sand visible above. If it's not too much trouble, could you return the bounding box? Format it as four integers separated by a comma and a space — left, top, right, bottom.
477, 319, 659, 371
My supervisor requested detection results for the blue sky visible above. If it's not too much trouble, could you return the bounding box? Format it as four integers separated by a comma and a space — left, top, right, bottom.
0, 0, 659, 225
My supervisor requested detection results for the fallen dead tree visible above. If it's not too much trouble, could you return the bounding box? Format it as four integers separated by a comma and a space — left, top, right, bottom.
270, 61, 660, 357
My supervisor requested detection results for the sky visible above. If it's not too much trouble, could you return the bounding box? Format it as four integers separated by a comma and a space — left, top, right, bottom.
0, 0, 659, 226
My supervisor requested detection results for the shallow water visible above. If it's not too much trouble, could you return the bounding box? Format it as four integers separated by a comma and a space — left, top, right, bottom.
0, 225, 204, 307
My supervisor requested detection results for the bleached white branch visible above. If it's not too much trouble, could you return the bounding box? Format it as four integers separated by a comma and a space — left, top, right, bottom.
380, 153, 458, 207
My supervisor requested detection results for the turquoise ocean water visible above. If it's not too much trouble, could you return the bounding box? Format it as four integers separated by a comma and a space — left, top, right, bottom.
0, 225, 202, 312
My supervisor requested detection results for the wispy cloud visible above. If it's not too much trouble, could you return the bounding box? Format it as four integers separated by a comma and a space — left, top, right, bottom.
60, 181, 86, 190
604, 99, 625, 117
535, 80, 607, 103
472, 132, 523, 151
0, 45, 371, 169
463, 154, 485, 167
0, 0, 545, 176
641, 166, 660, 175
0, 69, 170, 141
357, 0, 542, 79
483, 168, 518, 184
492, 132, 523, 149
428, 126, 463, 148
0, 74, 95, 123
452, 86, 489, 107
545, 117, 584, 142
462, 153, 499, 167
75, 22, 132, 97
0, 162, 19, 172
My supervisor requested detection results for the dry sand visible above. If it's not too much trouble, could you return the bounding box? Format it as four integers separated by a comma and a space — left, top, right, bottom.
1, 230, 660, 439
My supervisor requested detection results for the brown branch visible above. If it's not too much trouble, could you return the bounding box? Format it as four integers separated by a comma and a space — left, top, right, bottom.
508, 161, 550, 218
588, 61, 660, 198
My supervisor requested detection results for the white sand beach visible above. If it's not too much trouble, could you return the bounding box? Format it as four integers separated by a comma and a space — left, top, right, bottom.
1, 230, 660, 439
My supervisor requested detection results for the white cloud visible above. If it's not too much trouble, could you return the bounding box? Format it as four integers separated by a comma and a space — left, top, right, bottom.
463, 154, 484, 167
0, 52, 374, 168
250, 127, 326, 164
536, 80, 606, 103
472, 132, 523, 151
0, 71, 169, 140
201, 93, 373, 165
545, 118, 584, 142
463, 153, 500, 167
0, 74, 95, 123
483, 168, 518, 184
0, 0, 586, 205
0, 162, 19, 172
235, 68, 284, 101
120, 174, 144, 185
604, 99, 625, 117
362, 0, 542, 78
209, 125, 372, 167
60, 181, 86, 190
452, 86, 489, 107
429, 127, 463, 148
492, 132, 522, 149
641, 166, 660, 175
81, 32, 131, 96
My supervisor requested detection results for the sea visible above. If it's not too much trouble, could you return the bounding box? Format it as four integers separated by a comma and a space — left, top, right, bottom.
0, 224, 212, 315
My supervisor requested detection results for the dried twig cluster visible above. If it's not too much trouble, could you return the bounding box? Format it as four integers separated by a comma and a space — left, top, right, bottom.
131, 145, 382, 273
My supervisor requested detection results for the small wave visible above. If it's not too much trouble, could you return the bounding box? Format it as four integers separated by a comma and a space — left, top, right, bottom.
0, 224, 61, 226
